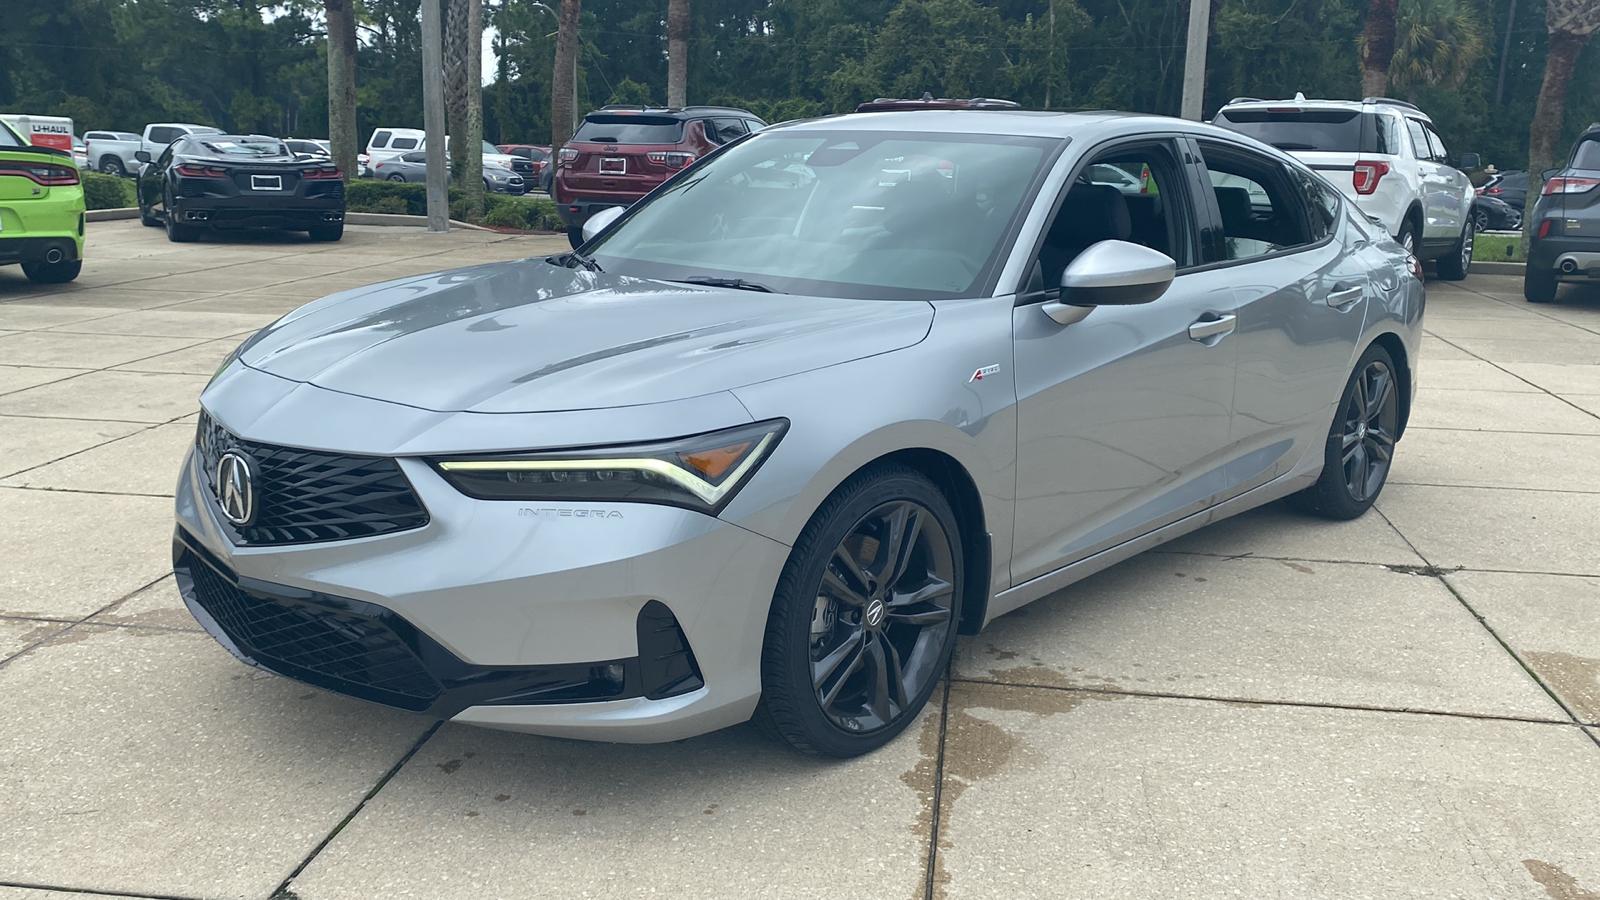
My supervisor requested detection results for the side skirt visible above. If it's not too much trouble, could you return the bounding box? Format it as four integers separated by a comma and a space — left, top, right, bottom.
982, 467, 1319, 626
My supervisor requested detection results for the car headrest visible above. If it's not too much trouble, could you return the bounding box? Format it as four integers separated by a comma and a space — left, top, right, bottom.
1213, 186, 1253, 229
1053, 183, 1131, 246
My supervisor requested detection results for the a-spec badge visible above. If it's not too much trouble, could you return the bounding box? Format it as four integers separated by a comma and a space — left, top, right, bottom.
968, 364, 1002, 383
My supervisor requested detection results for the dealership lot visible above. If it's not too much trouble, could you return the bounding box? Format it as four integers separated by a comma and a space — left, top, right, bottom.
2, 221, 1599, 899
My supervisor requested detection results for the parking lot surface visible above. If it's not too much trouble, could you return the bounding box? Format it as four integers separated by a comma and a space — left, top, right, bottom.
2, 221, 1599, 900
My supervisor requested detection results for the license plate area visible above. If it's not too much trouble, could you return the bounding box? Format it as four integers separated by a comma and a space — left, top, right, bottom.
250, 174, 283, 191
599, 157, 626, 175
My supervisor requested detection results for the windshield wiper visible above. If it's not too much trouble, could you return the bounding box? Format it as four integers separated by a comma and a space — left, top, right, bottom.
545, 251, 603, 273
1270, 141, 1319, 151
672, 276, 779, 293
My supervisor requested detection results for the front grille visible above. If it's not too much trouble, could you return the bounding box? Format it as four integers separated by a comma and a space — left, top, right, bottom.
510, 158, 534, 174
197, 411, 429, 545
182, 549, 443, 710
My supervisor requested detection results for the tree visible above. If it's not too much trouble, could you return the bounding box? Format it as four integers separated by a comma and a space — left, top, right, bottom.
444, 0, 484, 219
1528, 0, 1600, 185
1389, 0, 1487, 92
325, 0, 358, 182
667, 0, 690, 107
552, 0, 582, 151
1361, 0, 1400, 95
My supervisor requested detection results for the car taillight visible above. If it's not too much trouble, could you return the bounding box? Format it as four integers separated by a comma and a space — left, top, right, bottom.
1539, 219, 1554, 238
1542, 176, 1600, 195
0, 162, 80, 186
302, 167, 341, 179
646, 151, 695, 169
1486, 186, 1502, 194
175, 164, 227, 178
1352, 160, 1390, 195
558, 148, 578, 166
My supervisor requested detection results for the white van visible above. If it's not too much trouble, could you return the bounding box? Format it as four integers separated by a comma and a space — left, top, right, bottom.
362, 127, 528, 178
0, 114, 74, 152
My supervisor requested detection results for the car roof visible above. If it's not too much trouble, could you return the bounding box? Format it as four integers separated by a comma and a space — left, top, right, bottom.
769, 108, 1225, 141
1217, 95, 1429, 120
585, 105, 761, 121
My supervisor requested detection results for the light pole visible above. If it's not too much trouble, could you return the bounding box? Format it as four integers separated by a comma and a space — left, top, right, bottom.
1180, 0, 1211, 121
421, 0, 449, 231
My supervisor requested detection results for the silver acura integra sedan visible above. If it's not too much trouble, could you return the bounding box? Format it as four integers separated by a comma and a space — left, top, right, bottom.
175, 109, 1423, 757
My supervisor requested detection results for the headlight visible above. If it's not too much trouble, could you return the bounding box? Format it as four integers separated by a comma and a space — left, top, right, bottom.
430, 420, 788, 514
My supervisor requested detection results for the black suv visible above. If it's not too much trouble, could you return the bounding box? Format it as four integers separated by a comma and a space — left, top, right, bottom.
1526, 124, 1600, 303
552, 105, 765, 247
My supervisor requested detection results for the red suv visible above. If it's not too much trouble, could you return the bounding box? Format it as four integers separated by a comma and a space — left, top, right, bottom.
553, 105, 766, 247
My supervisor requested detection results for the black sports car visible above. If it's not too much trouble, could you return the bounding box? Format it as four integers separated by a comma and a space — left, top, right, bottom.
1473, 194, 1522, 232
135, 134, 345, 242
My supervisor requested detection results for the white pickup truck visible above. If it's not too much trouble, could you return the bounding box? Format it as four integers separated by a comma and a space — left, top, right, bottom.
84, 123, 221, 177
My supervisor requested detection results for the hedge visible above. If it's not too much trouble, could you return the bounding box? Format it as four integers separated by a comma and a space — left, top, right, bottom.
82, 172, 135, 210
345, 179, 562, 231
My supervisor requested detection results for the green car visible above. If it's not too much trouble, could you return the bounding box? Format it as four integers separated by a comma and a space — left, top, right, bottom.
0, 119, 86, 283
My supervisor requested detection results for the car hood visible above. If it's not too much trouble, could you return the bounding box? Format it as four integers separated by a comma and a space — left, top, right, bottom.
238, 260, 934, 414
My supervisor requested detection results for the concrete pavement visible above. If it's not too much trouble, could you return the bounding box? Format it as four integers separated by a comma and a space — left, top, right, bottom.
2, 222, 1598, 899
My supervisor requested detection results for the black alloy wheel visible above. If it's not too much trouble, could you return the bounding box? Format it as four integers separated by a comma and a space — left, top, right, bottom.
756, 465, 963, 757
1294, 344, 1401, 520
1474, 207, 1490, 232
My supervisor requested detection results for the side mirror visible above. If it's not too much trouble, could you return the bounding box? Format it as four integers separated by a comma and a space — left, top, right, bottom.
1041, 240, 1175, 326
581, 205, 625, 243
1458, 153, 1481, 171
134, 150, 151, 163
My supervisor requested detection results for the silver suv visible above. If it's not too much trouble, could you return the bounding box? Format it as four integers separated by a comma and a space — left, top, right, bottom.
1215, 95, 1478, 279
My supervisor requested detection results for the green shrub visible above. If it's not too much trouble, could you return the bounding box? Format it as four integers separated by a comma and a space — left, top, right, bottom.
343, 178, 561, 229
482, 202, 532, 229
81, 172, 134, 210
345, 179, 427, 215
366, 196, 408, 215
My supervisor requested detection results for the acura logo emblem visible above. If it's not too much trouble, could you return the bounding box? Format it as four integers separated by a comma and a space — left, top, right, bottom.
215, 451, 257, 526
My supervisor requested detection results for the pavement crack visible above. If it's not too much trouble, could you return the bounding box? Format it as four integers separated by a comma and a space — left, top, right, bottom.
0, 881, 212, 900
272, 718, 445, 897
922, 676, 951, 900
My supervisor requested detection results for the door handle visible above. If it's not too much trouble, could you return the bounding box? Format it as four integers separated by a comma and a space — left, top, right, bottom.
1188, 313, 1237, 342
1327, 283, 1363, 309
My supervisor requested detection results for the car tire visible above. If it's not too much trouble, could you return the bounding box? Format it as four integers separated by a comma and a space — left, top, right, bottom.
139, 204, 160, 227
1396, 219, 1418, 258
21, 258, 82, 284
1525, 268, 1559, 304
753, 464, 963, 758
99, 157, 125, 177
165, 212, 200, 243
1473, 208, 1490, 232
1292, 344, 1401, 521
386, 173, 406, 182
1436, 219, 1473, 281
308, 222, 344, 242
567, 226, 584, 249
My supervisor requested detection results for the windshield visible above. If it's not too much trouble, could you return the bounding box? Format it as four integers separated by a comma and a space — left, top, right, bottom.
0, 122, 22, 147
574, 115, 685, 145
481, 140, 499, 155
1214, 109, 1398, 154
587, 130, 1056, 299
197, 138, 291, 158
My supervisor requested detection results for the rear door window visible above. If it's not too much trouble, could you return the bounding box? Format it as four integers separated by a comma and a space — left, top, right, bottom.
148, 126, 181, 145
1571, 140, 1600, 169
1198, 141, 1314, 261
1405, 120, 1434, 161
573, 115, 684, 144
708, 118, 749, 145
391, 137, 418, 150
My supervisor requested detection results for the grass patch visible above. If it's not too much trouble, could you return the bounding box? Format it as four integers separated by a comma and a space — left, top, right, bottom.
1474, 232, 1525, 262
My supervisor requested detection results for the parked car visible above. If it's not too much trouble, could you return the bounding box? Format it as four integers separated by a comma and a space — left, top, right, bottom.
71, 135, 90, 170
83, 130, 144, 176
1214, 94, 1478, 279
497, 144, 550, 185
365, 128, 532, 179
553, 104, 767, 247
283, 138, 332, 159
1525, 124, 1600, 303
178, 107, 1422, 757
1473, 194, 1521, 232
371, 149, 526, 194
0, 118, 85, 283
135, 133, 345, 242
1479, 169, 1529, 211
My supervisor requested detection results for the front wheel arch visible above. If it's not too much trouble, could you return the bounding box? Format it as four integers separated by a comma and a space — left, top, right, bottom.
871, 448, 992, 635
1366, 332, 1413, 440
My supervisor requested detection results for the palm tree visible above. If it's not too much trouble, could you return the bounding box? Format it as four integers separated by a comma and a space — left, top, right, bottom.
324, 0, 357, 182
667, 0, 689, 108
1388, 0, 1487, 92
552, 0, 582, 152
1360, 0, 1400, 95
444, 0, 484, 220
1529, 0, 1600, 182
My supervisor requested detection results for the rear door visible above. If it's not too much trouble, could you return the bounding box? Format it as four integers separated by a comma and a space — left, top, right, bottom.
1405, 118, 1460, 244
1192, 138, 1374, 494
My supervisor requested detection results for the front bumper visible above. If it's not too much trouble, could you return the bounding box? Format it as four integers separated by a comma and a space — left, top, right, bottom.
553, 195, 637, 228
173, 429, 791, 743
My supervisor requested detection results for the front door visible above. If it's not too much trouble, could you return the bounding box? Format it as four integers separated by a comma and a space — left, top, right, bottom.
1010, 139, 1240, 585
